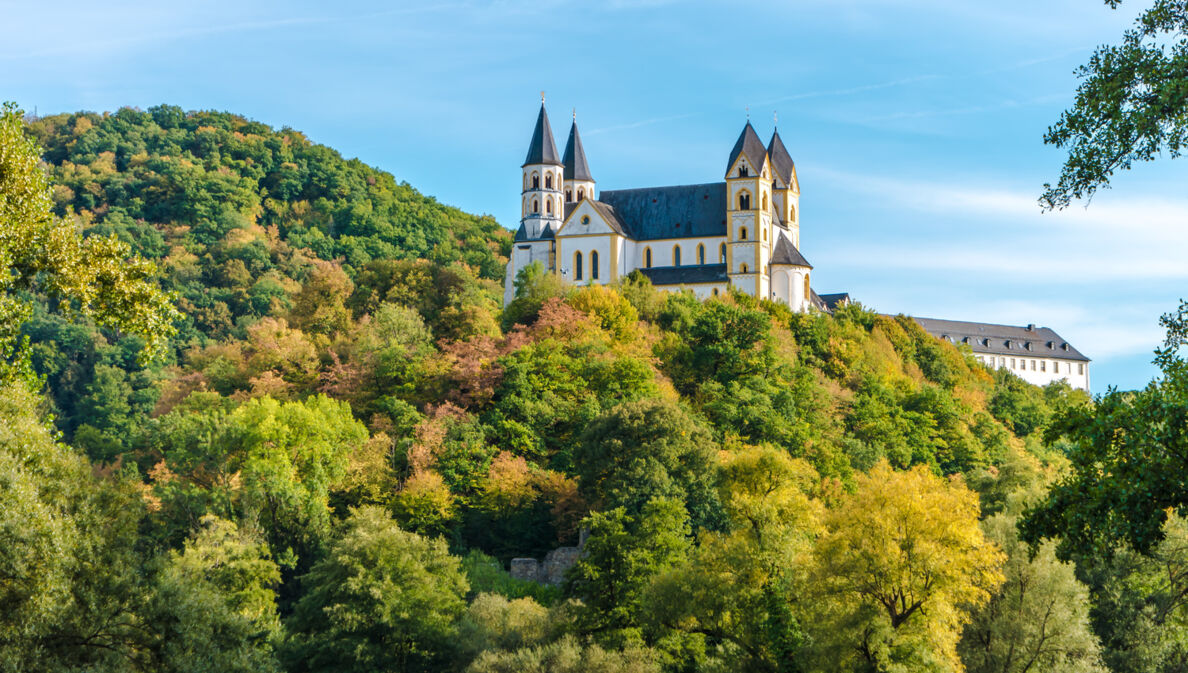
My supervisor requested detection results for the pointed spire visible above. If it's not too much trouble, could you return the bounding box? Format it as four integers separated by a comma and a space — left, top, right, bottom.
562, 116, 594, 183
523, 102, 562, 167
726, 121, 768, 176
767, 127, 796, 187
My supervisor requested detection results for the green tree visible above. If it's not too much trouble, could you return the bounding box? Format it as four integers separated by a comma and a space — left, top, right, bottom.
573, 398, 723, 530
566, 498, 692, 644
1041, 1, 1188, 209
465, 635, 660, 673
646, 447, 822, 673
958, 514, 1104, 673
502, 261, 568, 330
284, 506, 468, 673
147, 515, 283, 673
1022, 301, 1188, 557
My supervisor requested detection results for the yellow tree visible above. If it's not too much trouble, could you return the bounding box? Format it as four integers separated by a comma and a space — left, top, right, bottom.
808, 461, 1005, 673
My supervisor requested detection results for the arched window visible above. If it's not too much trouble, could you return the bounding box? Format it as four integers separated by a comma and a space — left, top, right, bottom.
712, 287, 719, 296
673, 245, 681, 266
739, 192, 751, 210
591, 251, 599, 280
741, 263, 749, 273
532, 199, 539, 213
532, 174, 540, 189
740, 227, 748, 240
803, 274, 810, 299
574, 251, 583, 281
546, 200, 552, 214
763, 228, 767, 241
789, 204, 796, 222
697, 243, 705, 265
738, 165, 749, 177
720, 242, 726, 263
762, 193, 768, 210
644, 247, 652, 268
578, 187, 585, 200
545, 174, 553, 189
566, 190, 572, 201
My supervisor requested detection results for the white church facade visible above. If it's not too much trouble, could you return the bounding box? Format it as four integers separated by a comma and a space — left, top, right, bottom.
504, 102, 824, 311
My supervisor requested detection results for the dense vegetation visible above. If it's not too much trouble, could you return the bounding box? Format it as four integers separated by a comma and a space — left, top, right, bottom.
4, 104, 1187, 673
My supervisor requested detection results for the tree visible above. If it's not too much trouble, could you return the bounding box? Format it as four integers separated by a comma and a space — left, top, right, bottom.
645, 447, 822, 673
147, 515, 283, 673
958, 513, 1104, 673
1041, 1, 1188, 209
0, 102, 177, 383
284, 506, 469, 673
565, 498, 691, 644
573, 398, 723, 531
1021, 301, 1188, 557
465, 635, 660, 673
807, 461, 1005, 673
149, 394, 368, 564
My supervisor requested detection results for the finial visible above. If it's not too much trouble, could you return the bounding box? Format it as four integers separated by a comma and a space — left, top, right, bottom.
773, 110, 778, 127
745, 105, 750, 121
540, 91, 546, 103
572, 107, 576, 121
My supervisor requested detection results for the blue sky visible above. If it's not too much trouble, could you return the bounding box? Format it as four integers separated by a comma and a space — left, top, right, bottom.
4, 0, 1186, 393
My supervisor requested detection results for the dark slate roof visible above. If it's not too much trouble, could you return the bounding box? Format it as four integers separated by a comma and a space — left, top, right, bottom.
513, 221, 554, 242
771, 235, 812, 268
726, 122, 768, 175
523, 104, 562, 167
638, 264, 728, 286
562, 120, 593, 182
767, 129, 795, 187
597, 183, 726, 240
912, 317, 1090, 361
818, 292, 851, 310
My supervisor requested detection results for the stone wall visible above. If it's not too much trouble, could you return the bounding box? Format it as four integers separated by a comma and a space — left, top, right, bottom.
509, 530, 587, 585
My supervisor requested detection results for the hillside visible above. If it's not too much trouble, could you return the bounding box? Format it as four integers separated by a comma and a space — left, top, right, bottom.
11, 106, 1181, 673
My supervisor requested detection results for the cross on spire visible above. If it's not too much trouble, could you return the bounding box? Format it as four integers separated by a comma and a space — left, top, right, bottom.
745, 104, 750, 120
540, 91, 546, 103
773, 110, 778, 126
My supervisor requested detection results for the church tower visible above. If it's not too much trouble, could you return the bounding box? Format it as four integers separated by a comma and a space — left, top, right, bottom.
562, 113, 595, 203
521, 101, 564, 239
768, 127, 800, 248
724, 121, 773, 298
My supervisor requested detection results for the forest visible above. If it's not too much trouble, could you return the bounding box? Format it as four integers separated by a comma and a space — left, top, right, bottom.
3, 102, 1188, 673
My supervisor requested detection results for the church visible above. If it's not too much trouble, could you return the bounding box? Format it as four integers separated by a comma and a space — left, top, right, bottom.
504, 102, 841, 311
502, 102, 1091, 391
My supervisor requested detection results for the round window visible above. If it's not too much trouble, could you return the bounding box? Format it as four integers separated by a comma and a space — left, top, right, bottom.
581, 215, 590, 225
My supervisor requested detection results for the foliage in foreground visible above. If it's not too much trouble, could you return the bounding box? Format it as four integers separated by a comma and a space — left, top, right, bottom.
6, 103, 1174, 672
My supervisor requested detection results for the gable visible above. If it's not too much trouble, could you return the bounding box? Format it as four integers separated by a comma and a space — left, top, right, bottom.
556, 200, 620, 237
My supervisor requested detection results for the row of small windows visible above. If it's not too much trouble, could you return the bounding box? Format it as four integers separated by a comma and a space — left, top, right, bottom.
529, 199, 556, 214
526, 173, 557, 190
943, 334, 1073, 353
642, 242, 727, 268
564, 188, 587, 202
572, 250, 599, 281
977, 355, 1085, 376
735, 192, 769, 211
